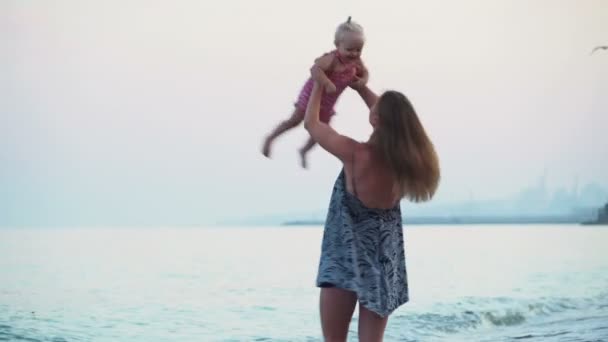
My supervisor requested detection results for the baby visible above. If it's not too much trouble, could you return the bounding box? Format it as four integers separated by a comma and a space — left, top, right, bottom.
261, 17, 368, 168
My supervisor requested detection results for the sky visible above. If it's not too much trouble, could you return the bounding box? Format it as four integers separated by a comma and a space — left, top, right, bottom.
1, 0, 607, 226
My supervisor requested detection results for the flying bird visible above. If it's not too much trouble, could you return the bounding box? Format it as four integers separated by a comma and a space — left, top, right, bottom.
590, 46, 608, 55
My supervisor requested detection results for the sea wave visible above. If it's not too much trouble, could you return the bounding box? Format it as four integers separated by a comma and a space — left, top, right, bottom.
391, 292, 608, 337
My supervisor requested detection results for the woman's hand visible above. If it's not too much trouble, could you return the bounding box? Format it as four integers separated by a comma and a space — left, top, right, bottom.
349, 66, 368, 90
310, 61, 336, 94
349, 75, 367, 90
325, 82, 337, 93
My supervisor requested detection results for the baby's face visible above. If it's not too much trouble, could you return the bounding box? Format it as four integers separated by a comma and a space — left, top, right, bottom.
336, 32, 364, 61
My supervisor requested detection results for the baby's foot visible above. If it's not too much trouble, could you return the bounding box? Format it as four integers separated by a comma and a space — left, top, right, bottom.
299, 149, 308, 169
262, 138, 272, 158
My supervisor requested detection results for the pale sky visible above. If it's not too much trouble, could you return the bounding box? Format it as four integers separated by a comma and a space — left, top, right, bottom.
1, 0, 607, 226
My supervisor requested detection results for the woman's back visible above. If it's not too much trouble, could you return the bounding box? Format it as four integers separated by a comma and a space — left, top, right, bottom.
344, 142, 401, 210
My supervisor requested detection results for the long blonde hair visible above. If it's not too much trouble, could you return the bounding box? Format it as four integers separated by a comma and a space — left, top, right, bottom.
371, 91, 440, 202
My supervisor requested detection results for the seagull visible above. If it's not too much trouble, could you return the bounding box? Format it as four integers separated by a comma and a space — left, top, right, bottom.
590, 46, 608, 55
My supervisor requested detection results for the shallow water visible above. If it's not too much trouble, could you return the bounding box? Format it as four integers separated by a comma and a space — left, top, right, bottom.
1, 225, 607, 341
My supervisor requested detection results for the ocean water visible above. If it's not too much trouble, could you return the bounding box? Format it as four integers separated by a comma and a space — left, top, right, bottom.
1, 225, 607, 342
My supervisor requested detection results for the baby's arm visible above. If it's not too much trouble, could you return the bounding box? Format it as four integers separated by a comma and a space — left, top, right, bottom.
310, 53, 337, 93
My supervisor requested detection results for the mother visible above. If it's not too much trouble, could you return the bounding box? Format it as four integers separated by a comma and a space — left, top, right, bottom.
303, 72, 440, 341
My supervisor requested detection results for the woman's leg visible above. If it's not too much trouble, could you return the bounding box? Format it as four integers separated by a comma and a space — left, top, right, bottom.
319, 287, 358, 342
357, 305, 389, 342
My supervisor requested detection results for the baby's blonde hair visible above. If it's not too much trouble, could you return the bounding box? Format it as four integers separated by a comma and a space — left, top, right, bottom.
334, 16, 365, 44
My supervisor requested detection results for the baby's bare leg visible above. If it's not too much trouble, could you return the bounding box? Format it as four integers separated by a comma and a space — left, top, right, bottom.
298, 115, 333, 168
298, 136, 317, 169
261, 108, 305, 158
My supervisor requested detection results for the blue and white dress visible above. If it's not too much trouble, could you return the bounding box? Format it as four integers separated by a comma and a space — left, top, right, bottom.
316, 168, 409, 317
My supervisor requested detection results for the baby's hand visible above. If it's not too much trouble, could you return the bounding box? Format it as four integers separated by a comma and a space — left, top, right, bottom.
325, 82, 337, 94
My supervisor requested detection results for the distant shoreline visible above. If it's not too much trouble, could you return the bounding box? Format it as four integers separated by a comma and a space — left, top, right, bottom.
281, 215, 599, 226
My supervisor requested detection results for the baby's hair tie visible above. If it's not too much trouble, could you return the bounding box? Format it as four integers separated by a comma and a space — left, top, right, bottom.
347, 16, 352, 23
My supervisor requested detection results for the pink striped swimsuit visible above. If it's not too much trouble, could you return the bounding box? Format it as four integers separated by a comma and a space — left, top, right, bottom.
295, 50, 359, 122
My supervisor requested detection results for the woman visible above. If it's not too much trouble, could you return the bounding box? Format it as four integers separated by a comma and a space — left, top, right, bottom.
303, 73, 440, 341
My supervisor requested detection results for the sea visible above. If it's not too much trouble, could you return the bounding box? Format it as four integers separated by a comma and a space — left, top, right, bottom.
1, 225, 607, 341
